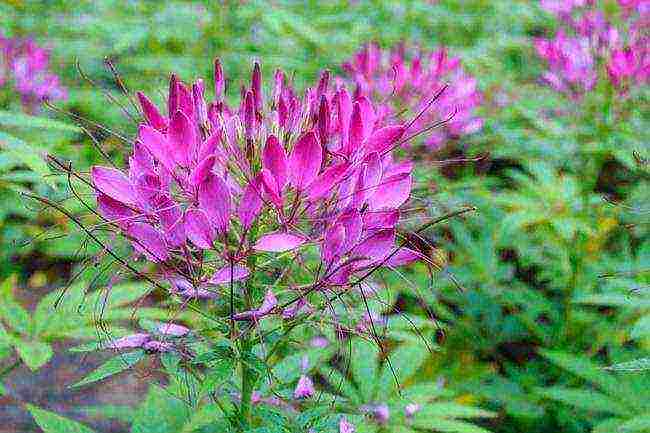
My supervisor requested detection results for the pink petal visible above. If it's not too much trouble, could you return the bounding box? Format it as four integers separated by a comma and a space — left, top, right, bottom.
351, 228, 395, 267
348, 102, 364, 154
363, 125, 405, 154
198, 174, 231, 234
108, 333, 150, 349
339, 418, 355, 433
189, 155, 216, 186
176, 82, 194, 120
208, 264, 250, 285
198, 130, 223, 162
128, 222, 169, 262
233, 290, 277, 321
168, 110, 194, 167
336, 88, 352, 151
366, 173, 411, 210
184, 208, 215, 249
261, 169, 283, 208
288, 131, 321, 190
138, 125, 175, 172
214, 58, 225, 102
137, 92, 167, 131
363, 209, 400, 231
262, 135, 288, 189
134, 173, 162, 205
322, 224, 346, 264
91, 166, 138, 206
294, 375, 315, 399
96, 193, 135, 228
157, 196, 185, 247
168, 74, 179, 117
337, 208, 362, 253
305, 162, 350, 202
384, 247, 424, 267
158, 323, 189, 337
254, 232, 307, 252
238, 175, 264, 229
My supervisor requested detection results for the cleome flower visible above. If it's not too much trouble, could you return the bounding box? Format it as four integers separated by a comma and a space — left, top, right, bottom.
90, 60, 423, 324
534, 0, 648, 97
0, 34, 67, 109
342, 42, 483, 150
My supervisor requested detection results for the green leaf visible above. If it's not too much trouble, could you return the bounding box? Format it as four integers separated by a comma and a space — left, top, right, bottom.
605, 358, 650, 372
534, 386, 629, 416
131, 385, 190, 433
0, 276, 31, 335
16, 339, 53, 370
411, 416, 493, 433
72, 350, 145, 388
0, 131, 55, 188
0, 110, 81, 131
26, 404, 97, 433
618, 415, 650, 432
416, 402, 496, 419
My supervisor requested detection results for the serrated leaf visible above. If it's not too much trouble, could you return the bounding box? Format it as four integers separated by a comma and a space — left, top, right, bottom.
26, 404, 97, 433
0, 131, 55, 188
17, 339, 53, 370
416, 402, 496, 419
72, 350, 145, 388
410, 416, 493, 433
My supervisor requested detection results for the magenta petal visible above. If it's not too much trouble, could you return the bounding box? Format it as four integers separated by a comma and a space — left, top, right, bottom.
184, 208, 215, 249
294, 375, 315, 399
198, 174, 231, 234
305, 162, 349, 202
363, 209, 400, 231
189, 155, 216, 186
367, 173, 412, 210
384, 247, 424, 267
233, 290, 277, 321
158, 323, 189, 337
91, 166, 138, 206
137, 92, 167, 132
108, 333, 150, 349
348, 102, 364, 154
288, 131, 322, 190
322, 224, 346, 264
257, 290, 278, 315
238, 175, 264, 229
97, 193, 135, 228
138, 125, 175, 172
157, 196, 186, 247
262, 135, 288, 189
351, 228, 394, 266
261, 169, 283, 208
208, 264, 250, 285
176, 82, 194, 120
169, 110, 194, 167
128, 223, 169, 262
337, 209, 362, 253
363, 125, 405, 154
254, 232, 307, 252
336, 88, 352, 151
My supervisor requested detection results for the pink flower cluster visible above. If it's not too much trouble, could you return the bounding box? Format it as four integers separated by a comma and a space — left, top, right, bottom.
535, 0, 648, 96
0, 34, 67, 109
342, 43, 483, 150
90, 60, 422, 322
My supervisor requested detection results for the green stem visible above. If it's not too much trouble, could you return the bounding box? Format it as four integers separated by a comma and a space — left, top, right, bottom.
239, 337, 254, 428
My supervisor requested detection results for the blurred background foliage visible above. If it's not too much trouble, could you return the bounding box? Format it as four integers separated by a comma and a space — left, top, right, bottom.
0, 0, 648, 432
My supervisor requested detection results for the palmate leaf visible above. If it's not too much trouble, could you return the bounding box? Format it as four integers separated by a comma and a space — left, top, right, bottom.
0, 110, 81, 132
0, 131, 55, 188
71, 350, 145, 388
26, 404, 97, 433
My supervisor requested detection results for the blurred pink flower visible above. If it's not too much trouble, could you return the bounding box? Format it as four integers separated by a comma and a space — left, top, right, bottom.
0, 34, 66, 110
342, 43, 483, 150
